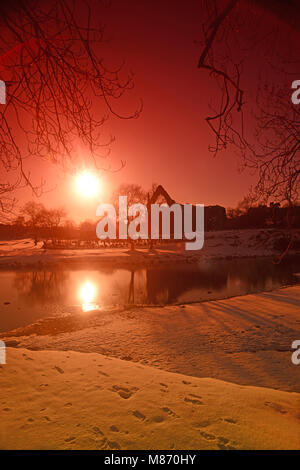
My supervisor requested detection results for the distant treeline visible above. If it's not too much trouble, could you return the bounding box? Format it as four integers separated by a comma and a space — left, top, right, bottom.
0, 220, 99, 242
1, 195, 299, 244
226, 203, 300, 230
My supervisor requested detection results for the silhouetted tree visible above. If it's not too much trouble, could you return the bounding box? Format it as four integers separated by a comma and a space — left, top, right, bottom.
22, 200, 66, 243
0, 0, 141, 214
112, 184, 147, 207
198, 0, 299, 204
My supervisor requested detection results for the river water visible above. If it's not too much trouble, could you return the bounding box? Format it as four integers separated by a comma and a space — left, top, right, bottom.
0, 256, 299, 332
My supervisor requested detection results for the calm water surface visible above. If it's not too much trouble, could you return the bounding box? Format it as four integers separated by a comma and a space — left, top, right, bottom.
0, 256, 299, 332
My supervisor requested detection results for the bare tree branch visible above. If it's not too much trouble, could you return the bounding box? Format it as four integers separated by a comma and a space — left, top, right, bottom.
0, 0, 141, 215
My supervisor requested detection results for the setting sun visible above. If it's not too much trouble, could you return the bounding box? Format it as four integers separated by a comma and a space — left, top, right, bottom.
76, 171, 100, 198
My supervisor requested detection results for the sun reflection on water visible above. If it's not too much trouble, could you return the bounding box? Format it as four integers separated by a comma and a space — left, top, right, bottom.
79, 280, 99, 312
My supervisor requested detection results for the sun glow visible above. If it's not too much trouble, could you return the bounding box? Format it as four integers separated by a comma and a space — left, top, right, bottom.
79, 281, 98, 312
76, 171, 100, 198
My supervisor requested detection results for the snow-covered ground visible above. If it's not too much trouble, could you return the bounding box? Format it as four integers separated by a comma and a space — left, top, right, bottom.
2, 286, 300, 393
0, 228, 299, 268
1, 347, 299, 450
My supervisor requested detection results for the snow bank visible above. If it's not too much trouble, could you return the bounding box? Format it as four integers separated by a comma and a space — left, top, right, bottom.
0, 229, 299, 268
0, 347, 299, 450
3, 286, 300, 393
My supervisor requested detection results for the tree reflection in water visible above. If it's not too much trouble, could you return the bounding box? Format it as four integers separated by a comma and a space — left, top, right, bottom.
139, 258, 298, 305
13, 270, 70, 306
12, 257, 299, 309
128, 271, 135, 304
146, 267, 227, 304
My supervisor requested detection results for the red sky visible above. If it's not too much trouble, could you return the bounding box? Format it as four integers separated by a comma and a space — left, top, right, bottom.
13, 0, 297, 222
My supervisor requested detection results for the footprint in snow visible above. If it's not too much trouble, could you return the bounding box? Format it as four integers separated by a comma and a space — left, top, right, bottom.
200, 431, 216, 441
184, 396, 204, 405
110, 425, 119, 432
133, 410, 146, 421
161, 407, 178, 418
112, 385, 138, 399
224, 417, 237, 424
264, 401, 287, 414
107, 440, 121, 450
92, 426, 104, 435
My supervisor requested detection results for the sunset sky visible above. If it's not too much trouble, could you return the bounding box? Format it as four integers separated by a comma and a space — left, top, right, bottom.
13, 0, 297, 222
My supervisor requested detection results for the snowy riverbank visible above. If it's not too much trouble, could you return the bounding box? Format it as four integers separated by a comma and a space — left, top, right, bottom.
2, 286, 300, 393
0, 228, 299, 268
